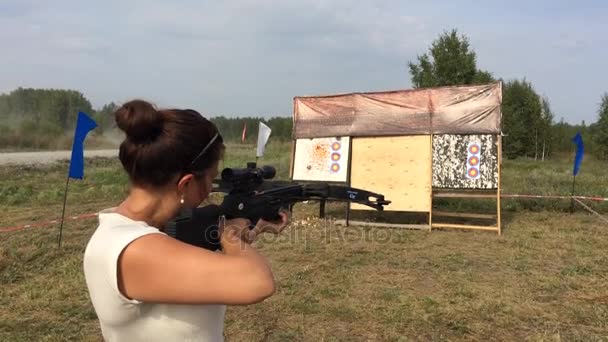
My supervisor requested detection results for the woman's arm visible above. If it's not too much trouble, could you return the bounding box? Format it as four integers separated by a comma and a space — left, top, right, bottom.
116, 219, 276, 305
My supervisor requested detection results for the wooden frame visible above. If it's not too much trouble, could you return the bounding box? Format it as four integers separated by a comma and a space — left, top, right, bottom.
291, 82, 503, 234
291, 134, 502, 235
291, 98, 502, 235
429, 134, 502, 235
334, 220, 429, 230
290, 135, 502, 235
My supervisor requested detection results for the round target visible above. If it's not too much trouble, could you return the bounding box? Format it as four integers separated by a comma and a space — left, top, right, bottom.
467, 168, 478, 178
330, 163, 340, 173
331, 142, 341, 151
468, 156, 479, 166
469, 144, 480, 154
331, 152, 340, 161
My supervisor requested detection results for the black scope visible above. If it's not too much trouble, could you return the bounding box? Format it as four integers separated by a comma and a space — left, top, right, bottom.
221, 162, 276, 184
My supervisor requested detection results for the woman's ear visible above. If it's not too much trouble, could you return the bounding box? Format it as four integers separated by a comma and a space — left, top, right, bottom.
176, 173, 195, 194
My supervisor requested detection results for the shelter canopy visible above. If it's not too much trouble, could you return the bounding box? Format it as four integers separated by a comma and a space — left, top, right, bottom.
293, 82, 502, 139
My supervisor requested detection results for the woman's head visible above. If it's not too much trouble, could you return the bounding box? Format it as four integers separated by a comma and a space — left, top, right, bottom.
114, 99, 224, 207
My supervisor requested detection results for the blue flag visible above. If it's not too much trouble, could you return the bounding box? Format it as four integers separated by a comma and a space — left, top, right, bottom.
68, 111, 97, 179
571, 132, 584, 176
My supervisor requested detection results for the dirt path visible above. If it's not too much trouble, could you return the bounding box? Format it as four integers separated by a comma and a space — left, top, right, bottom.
0, 149, 118, 166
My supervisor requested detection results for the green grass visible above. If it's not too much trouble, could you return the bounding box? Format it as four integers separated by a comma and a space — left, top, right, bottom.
501, 154, 608, 212
1, 141, 608, 341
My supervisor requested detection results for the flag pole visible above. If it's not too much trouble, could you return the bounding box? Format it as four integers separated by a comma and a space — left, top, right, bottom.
570, 175, 576, 213
58, 111, 98, 248
570, 132, 584, 213
58, 175, 71, 248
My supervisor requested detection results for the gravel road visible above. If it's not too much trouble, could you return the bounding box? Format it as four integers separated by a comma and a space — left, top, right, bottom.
0, 149, 118, 166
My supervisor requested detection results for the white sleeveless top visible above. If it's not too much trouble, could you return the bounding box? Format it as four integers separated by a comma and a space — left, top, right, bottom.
83, 208, 226, 342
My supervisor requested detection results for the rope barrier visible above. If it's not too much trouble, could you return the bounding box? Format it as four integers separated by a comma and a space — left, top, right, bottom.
1, 193, 607, 233
501, 194, 608, 202
572, 198, 608, 224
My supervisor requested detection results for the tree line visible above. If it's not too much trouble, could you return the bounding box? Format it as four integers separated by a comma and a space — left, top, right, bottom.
0, 87, 293, 149
209, 116, 292, 143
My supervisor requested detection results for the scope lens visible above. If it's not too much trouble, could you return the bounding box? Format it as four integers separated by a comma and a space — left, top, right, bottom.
221, 168, 234, 181
261, 166, 276, 179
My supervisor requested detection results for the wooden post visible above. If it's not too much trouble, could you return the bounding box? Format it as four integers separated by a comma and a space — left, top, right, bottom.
429, 133, 433, 232
345, 137, 353, 227
428, 91, 434, 233
289, 98, 297, 180
497, 134, 502, 235
319, 200, 326, 218
289, 139, 296, 180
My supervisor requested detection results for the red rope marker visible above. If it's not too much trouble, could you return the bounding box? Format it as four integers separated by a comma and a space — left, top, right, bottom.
0, 213, 98, 233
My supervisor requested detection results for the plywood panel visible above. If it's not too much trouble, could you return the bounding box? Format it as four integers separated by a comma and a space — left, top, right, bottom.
350, 136, 431, 212
292, 137, 350, 182
432, 134, 498, 189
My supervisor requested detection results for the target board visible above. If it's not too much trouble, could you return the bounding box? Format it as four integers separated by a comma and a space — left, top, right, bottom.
350, 135, 432, 212
292, 137, 350, 182
432, 134, 498, 189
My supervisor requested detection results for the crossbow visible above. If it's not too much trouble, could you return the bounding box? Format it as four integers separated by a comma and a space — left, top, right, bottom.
165, 162, 391, 251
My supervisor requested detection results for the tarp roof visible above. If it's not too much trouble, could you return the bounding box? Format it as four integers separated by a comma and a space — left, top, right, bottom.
292, 82, 502, 139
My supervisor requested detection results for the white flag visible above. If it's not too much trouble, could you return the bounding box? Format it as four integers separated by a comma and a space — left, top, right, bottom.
256, 122, 272, 157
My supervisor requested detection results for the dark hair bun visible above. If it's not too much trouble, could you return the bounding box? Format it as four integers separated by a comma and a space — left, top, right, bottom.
115, 100, 163, 144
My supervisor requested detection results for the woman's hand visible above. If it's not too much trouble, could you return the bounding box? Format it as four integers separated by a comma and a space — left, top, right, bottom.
219, 216, 253, 253
245, 210, 291, 243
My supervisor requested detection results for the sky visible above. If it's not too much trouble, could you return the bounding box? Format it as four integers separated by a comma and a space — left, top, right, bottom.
0, 0, 607, 124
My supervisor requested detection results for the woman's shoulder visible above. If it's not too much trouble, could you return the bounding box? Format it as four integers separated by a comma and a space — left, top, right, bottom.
83, 209, 167, 325
84, 208, 165, 264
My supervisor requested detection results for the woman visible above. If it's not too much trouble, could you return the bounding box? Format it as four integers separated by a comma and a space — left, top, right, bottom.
83, 99, 289, 341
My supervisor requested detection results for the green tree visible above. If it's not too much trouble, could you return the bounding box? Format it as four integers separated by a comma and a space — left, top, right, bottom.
92, 102, 119, 135
408, 29, 495, 88
539, 96, 555, 160
593, 92, 608, 160
0, 87, 96, 149
472, 70, 496, 85
501, 79, 542, 159
0, 87, 93, 131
